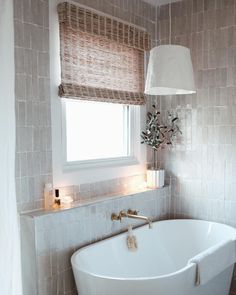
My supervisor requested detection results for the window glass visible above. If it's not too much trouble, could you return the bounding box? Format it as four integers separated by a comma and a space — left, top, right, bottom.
65, 100, 130, 162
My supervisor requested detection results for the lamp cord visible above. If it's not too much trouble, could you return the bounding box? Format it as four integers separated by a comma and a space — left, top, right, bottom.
169, 3, 171, 44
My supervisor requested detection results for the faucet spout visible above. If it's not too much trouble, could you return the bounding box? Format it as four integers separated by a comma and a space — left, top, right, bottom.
111, 209, 153, 229
125, 213, 153, 229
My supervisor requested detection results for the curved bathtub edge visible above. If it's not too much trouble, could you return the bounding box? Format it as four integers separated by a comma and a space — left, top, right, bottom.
71, 254, 197, 281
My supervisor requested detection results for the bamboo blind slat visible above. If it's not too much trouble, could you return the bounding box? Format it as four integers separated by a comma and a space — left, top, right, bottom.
57, 2, 150, 105
59, 83, 146, 105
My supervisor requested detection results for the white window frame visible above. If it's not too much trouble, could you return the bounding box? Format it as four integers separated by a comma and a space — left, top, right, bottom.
61, 100, 141, 171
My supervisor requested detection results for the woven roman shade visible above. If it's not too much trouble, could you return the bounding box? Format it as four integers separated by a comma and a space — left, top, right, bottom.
57, 2, 151, 105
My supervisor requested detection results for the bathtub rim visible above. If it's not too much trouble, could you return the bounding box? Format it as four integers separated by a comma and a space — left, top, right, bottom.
71, 219, 236, 281
73, 263, 197, 282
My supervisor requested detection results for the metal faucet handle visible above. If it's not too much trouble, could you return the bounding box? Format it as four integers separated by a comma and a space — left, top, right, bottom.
111, 213, 121, 222
127, 209, 139, 215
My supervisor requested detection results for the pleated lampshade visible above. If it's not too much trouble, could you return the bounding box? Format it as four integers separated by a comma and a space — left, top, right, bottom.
145, 45, 196, 96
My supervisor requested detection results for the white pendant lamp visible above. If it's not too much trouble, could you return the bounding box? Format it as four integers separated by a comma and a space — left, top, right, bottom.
145, 4, 196, 96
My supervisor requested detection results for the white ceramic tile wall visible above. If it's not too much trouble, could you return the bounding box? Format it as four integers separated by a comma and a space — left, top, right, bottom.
55, 174, 146, 203
155, 0, 236, 224
21, 187, 171, 295
14, 0, 52, 212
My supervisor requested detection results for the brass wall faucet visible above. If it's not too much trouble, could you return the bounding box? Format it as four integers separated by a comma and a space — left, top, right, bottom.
111, 209, 153, 229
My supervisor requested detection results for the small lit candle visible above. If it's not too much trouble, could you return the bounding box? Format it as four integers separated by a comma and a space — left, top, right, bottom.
61, 195, 73, 208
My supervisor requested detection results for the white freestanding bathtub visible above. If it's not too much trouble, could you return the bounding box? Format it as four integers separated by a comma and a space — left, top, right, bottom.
71, 219, 236, 295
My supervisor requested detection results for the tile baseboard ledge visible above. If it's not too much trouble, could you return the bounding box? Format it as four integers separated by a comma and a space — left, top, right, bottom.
21, 185, 170, 218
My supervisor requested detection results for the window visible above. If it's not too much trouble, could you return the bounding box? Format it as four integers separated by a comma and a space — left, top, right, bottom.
55, 2, 149, 173
62, 99, 141, 169
50, 2, 147, 185
65, 100, 130, 162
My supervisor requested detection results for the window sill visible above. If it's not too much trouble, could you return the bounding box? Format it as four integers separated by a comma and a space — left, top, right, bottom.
63, 155, 139, 172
